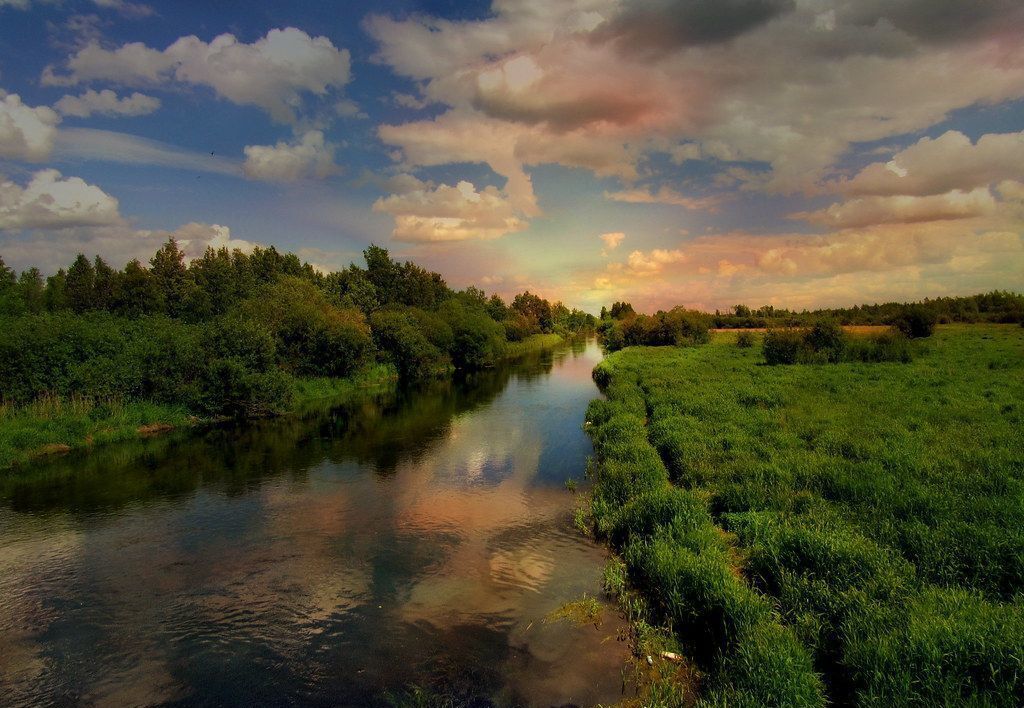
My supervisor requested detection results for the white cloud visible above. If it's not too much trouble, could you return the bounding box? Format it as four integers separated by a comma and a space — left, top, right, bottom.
55, 89, 161, 118
626, 248, 686, 273
0, 169, 123, 230
54, 127, 241, 176
44, 28, 351, 124
0, 91, 60, 162
599, 231, 625, 250
837, 130, 1024, 197
0, 220, 260, 273
90, 0, 153, 18
243, 130, 340, 182
792, 188, 998, 229
605, 185, 721, 211
373, 180, 528, 242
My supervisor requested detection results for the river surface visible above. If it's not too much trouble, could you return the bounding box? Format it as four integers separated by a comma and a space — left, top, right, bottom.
0, 340, 630, 707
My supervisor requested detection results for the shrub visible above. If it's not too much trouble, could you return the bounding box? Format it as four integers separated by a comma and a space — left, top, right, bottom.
369, 309, 449, 380
736, 331, 755, 348
891, 305, 937, 339
804, 319, 846, 362
763, 329, 804, 365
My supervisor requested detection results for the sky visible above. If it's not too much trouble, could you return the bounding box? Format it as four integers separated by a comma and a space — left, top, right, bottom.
0, 0, 1022, 313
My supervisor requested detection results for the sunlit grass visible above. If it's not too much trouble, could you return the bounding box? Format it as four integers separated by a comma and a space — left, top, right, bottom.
585, 324, 1024, 705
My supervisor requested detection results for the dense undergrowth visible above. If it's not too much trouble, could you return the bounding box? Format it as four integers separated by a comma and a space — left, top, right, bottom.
0, 242, 590, 469
585, 325, 1024, 705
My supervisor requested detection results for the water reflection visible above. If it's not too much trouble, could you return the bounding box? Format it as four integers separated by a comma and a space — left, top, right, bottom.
0, 340, 627, 707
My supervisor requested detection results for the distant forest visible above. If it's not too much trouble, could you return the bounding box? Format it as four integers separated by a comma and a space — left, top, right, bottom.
0, 243, 595, 417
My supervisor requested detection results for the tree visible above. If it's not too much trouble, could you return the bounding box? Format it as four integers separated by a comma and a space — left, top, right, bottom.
112, 259, 162, 316
511, 291, 553, 333
18, 268, 44, 313
45, 270, 67, 311
150, 238, 188, 316
609, 301, 636, 320
65, 254, 96, 313
93, 256, 115, 311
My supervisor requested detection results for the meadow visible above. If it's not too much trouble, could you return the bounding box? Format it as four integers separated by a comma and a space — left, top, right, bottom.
585, 324, 1024, 706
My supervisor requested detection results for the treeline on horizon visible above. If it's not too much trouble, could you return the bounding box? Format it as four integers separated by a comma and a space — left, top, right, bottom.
0, 243, 595, 417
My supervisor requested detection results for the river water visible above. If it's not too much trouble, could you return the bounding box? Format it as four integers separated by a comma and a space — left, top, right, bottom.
0, 340, 630, 707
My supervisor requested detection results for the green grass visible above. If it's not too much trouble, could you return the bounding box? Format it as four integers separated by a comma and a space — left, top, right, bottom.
585, 324, 1024, 705
1, 362, 399, 472
504, 333, 563, 358
0, 394, 194, 470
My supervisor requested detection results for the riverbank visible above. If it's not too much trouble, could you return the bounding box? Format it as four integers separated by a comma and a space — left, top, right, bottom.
505, 332, 565, 358
0, 363, 399, 471
0, 333, 578, 472
583, 325, 1024, 705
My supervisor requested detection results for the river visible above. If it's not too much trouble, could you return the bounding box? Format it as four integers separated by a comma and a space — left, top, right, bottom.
0, 339, 630, 707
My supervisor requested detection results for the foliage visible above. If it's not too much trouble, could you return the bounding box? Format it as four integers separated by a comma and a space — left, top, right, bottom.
599, 307, 711, 351
889, 305, 938, 339
735, 331, 755, 348
586, 325, 1024, 705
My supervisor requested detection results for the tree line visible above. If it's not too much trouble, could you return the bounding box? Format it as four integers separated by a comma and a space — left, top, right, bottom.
0, 243, 595, 417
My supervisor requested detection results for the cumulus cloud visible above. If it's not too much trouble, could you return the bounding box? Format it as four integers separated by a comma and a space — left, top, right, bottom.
592, 0, 796, 58
243, 130, 340, 182
600, 231, 625, 251
43, 28, 351, 124
0, 169, 123, 230
577, 222, 1024, 312
0, 91, 60, 162
373, 180, 528, 242
792, 188, 998, 229
368, 0, 1024, 202
837, 130, 1024, 197
55, 89, 161, 118
0, 220, 259, 273
626, 248, 686, 272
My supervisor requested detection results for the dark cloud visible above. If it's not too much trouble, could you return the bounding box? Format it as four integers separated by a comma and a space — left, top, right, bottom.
471, 91, 653, 132
845, 0, 1024, 44
592, 0, 796, 59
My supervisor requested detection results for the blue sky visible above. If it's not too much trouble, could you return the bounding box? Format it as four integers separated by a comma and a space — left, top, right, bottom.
1, 0, 1022, 312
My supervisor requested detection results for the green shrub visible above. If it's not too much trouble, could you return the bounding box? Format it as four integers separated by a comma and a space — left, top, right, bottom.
369, 309, 449, 380
736, 331, 755, 348
763, 328, 804, 365
891, 305, 937, 339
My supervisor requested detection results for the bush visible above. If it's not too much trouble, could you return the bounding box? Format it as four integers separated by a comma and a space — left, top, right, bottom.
369, 309, 449, 380
763, 329, 804, 365
736, 331, 755, 348
891, 306, 937, 339
804, 319, 846, 362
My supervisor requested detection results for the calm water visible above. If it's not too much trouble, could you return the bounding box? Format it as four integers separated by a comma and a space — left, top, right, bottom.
0, 340, 631, 707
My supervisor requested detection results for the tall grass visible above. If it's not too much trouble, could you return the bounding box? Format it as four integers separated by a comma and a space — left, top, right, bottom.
586, 325, 1024, 705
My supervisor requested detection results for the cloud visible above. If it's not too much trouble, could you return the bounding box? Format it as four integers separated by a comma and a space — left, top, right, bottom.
90, 0, 154, 18
605, 185, 722, 211
0, 220, 259, 273
837, 130, 1024, 197
55, 89, 161, 118
0, 91, 60, 162
599, 231, 625, 251
243, 130, 340, 182
626, 247, 686, 272
0, 169, 123, 230
792, 188, 998, 229
54, 127, 241, 176
592, 0, 796, 58
44, 28, 351, 124
576, 221, 1024, 312
373, 180, 528, 242
368, 0, 1024, 200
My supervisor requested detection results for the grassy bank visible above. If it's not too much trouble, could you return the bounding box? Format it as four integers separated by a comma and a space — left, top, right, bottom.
0, 363, 398, 471
504, 332, 564, 358
584, 325, 1024, 705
